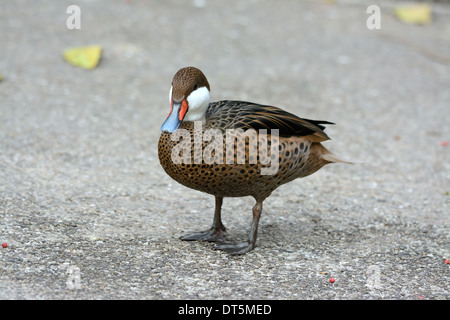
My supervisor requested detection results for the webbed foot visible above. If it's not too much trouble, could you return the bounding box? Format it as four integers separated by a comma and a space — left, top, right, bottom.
214, 242, 255, 255
180, 227, 226, 243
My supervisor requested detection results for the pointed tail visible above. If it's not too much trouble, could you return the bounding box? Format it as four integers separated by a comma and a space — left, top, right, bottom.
321, 153, 353, 164
317, 144, 353, 164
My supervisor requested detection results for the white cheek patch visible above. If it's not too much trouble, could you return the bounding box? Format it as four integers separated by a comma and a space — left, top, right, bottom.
169, 86, 173, 104
185, 86, 210, 121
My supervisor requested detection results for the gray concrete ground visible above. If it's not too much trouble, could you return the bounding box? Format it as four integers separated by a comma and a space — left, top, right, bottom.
1, 0, 449, 300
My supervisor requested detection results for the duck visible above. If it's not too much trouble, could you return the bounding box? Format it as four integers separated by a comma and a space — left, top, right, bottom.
158, 66, 348, 255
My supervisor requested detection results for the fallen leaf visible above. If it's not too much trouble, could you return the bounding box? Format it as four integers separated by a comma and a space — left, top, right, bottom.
64, 45, 102, 70
394, 4, 431, 25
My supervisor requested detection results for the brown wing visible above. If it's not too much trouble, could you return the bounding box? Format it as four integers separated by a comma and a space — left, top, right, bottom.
206, 100, 334, 141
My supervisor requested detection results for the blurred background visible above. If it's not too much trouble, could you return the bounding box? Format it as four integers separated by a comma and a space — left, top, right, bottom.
0, 0, 449, 299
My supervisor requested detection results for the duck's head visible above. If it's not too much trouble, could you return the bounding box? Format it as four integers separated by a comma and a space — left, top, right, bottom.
161, 66, 210, 133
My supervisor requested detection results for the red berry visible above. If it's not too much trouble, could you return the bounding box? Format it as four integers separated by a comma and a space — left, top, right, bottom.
2, 243, 7, 248
329, 278, 335, 283
445, 259, 449, 264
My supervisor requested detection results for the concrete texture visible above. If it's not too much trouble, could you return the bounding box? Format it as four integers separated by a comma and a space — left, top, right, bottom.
0, 0, 449, 299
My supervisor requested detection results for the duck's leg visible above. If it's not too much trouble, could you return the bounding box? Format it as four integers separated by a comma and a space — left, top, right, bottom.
180, 196, 226, 243
215, 201, 263, 255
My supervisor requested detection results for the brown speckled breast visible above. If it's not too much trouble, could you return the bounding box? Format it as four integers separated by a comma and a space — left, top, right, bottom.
158, 120, 329, 202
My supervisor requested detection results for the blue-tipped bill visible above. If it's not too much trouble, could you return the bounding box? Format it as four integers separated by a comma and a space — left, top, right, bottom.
160, 99, 188, 133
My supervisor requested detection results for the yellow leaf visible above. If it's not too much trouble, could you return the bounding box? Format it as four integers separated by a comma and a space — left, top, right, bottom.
63, 45, 102, 70
394, 4, 431, 25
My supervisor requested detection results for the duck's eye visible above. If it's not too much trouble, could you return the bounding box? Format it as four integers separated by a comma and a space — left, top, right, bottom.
193, 84, 198, 91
